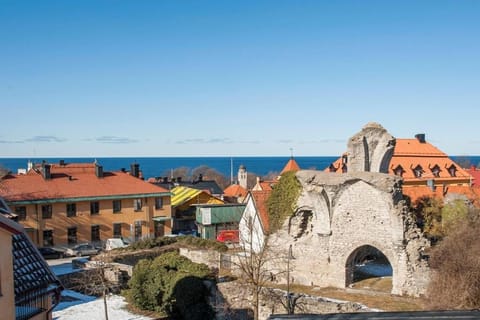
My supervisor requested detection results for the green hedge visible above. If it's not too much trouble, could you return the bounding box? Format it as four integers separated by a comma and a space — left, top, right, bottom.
125, 251, 214, 319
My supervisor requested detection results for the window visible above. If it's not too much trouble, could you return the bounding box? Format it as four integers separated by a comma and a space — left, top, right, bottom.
113, 223, 122, 238
134, 221, 142, 241
66, 203, 77, 217
413, 165, 424, 178
91, 225, 100, 242
67, 227, 77, 245
155, 197, 163, 210
393, 165, 405, 177
15, 206, 27, 221
113, 200, 122, 213
134, 199, 142, 211
90, 201, 100, 215
447, 164, 457, 177
430, 165, 441, 178
43, 230, 53, 246
42, 205, 52, 219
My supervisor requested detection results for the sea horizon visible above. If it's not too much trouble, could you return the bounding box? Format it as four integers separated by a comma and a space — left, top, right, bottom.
2, 155, 479, 181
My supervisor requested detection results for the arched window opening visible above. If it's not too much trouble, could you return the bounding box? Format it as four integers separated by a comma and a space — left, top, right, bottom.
345, 245, 392, 291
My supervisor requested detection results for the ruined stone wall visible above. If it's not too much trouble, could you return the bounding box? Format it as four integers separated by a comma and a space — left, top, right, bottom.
346, 122, 396, 173
268, 170, 430, 296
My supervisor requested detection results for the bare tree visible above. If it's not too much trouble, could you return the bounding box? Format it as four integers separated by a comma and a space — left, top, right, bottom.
70, 253, 123, 320
234, 210, 289, 320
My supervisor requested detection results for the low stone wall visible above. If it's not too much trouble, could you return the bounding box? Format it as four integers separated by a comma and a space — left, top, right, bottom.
179, 247, 222, 269
215, 280, 370, 320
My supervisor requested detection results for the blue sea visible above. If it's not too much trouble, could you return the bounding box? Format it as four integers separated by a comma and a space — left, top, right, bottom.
1, 156, 479, 180
0, 156, 338, 180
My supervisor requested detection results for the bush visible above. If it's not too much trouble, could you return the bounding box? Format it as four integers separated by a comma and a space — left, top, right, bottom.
125, 251, 214, 318
427, 216, 480, 309
127, 236, 178, 251
176, 235, 228, 252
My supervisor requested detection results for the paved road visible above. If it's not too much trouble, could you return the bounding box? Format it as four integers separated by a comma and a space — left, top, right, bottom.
268, 310, 480, 319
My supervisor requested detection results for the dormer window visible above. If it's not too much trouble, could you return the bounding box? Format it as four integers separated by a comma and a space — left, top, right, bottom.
393, 165, 405, 177
430, 164, 441, 178
412, 165, 424, 178
447, 164, 457, 177
328, 163, 337, 172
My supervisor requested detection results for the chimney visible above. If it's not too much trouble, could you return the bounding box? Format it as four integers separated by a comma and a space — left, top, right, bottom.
415, 133, 426, 143
95, 164, 104, 178
130, 163, 140, 178
42, 163, 51, 180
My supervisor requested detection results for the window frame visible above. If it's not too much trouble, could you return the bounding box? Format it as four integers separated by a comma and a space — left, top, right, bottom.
43, 229, 54, 247
67, 226, 77, 245
113, 223, 122, 238
155, 197, 163, 210
42, 205, 53, 219
15, 206, 27, 221
133, 198, 143, 212
91, 225, 100, 242
90, 201, 100, 215
113, 200, 122, 213
66, 203, 77, 217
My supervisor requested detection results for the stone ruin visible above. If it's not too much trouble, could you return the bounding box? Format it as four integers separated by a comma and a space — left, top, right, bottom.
268, 123, 430, 296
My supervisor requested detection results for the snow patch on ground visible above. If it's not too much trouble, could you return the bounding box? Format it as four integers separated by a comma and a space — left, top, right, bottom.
53, 293, 154, 320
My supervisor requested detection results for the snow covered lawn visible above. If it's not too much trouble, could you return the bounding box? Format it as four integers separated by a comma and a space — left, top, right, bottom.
53, 290, 154, 320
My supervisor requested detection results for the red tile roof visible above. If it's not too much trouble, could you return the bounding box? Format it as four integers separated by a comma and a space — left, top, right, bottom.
403, 185, 480, 204
223, 184, 248, 198
0, 162, 169, 202
280, 157, 300, 174
389, 139, 471, 183
466, 166, 480, 187
251, 190, 271, 233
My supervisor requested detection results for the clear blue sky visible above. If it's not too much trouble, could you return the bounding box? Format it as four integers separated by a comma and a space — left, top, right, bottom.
1, 0, 479, 157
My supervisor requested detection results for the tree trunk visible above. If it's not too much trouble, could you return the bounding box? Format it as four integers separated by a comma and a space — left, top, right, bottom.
103, 289, 109, 320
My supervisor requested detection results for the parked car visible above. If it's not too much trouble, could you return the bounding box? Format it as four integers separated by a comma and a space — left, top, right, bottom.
65, 243, 100, 257
104, 238, 128, 251
38, 247, 65, 259
216, 230, 239, 243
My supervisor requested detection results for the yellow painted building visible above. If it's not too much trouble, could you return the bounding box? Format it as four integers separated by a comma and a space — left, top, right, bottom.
0, 162, 172, 247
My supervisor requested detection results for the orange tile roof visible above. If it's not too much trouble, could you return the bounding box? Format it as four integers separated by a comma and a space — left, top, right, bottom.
280, 157, 300, 174
325, 139, 471, 184
0, 163, 169, 203
389, 139, 470, 183
403, 185, 480, 204
223, 184, 248, 198
251, 190, 271, 233
466, 166, 480, 187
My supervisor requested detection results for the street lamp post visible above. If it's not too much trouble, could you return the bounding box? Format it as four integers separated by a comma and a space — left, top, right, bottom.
286, 244, 294, 314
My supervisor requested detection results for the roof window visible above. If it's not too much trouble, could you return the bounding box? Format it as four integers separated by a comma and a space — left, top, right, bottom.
412, 164, 424, 178
429, 164, 441, 178
447, 164, 457, 177
393, 165, 405, 177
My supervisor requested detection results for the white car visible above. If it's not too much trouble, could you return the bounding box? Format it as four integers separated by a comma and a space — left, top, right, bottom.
65, 243, 100, 257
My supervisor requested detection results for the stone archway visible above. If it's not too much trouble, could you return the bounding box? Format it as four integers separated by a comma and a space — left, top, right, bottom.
345, 245, 393, 288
